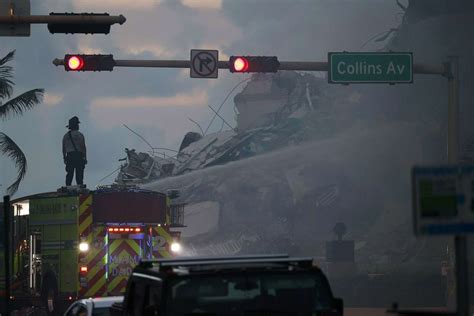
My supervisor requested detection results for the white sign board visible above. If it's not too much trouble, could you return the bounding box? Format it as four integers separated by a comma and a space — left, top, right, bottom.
190, 49, 218, 79
412, 165, 474, 235
0, 0, 30, 37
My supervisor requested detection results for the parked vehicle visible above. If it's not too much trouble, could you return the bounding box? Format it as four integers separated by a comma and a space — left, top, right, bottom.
64, 296, 123, 316
120, 254, 344, 316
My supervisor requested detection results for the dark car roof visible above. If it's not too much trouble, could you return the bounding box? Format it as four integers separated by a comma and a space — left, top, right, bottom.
132, 254, 326, 280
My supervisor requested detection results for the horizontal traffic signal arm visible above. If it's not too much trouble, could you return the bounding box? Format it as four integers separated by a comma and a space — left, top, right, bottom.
54, 56, 330, 72
53, 56, 446, 75
53, 55, 332, 72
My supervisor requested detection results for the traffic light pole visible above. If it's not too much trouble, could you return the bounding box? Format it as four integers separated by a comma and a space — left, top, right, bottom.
0, 14, 126, 24
445, 56, 469, 316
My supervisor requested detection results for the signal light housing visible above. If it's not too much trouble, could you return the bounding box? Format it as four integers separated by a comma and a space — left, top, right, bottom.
229, 56, 280, 73
64, 54, 115, 72
48, 13, 112, 34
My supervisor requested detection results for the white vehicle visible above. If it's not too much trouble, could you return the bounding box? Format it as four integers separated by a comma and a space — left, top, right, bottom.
64, 296, 123, 316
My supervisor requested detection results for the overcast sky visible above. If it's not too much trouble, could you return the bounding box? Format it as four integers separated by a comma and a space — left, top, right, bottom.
0, 0, 401, 196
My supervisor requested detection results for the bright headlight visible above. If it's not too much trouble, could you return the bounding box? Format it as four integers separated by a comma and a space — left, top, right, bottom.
170, 242, 182, 253
79, 242, 89, 252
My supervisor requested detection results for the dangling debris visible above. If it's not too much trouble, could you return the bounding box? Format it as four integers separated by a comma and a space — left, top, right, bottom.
115, 148, 176, 184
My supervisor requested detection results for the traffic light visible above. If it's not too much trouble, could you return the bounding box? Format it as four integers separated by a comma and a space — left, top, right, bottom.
48, 13, 112, 34
64, 54, 115, 72
229, 56, 280, 73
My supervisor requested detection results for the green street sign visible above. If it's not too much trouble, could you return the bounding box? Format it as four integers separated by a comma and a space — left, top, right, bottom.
328, 52, 413, 84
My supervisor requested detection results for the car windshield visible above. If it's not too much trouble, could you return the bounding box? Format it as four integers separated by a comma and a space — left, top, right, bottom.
164, 271, 332, 316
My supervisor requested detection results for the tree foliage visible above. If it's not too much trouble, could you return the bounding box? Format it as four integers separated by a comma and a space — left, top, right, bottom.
0, 50, 44, 195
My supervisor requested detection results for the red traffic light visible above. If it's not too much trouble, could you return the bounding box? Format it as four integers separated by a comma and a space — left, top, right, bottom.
66, 56, 84, 71
232, 57, 249, 72
63, 54, 115, 72
229, 56, 280, 73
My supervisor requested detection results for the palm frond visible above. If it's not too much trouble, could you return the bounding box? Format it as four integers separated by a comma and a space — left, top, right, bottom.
0, 132, 27, 195
0, 51, 15, 100
0, 88, 44, 120
0, 51, 15, 66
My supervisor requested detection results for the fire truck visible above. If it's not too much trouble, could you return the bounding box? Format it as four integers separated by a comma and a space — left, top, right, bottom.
5, 185, 185, 314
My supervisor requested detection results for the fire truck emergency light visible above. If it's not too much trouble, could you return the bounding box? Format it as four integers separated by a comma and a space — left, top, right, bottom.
108, 227, 141, 233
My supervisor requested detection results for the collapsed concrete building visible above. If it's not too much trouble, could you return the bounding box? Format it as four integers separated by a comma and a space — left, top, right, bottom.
116, 71, 348, 184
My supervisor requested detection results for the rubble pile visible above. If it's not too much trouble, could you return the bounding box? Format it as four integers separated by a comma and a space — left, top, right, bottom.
116, 71, 356, 184
115, 148, 175, 185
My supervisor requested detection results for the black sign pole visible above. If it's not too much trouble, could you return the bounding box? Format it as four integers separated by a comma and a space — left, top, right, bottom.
3, 195, 10, 315
455, 235, 469, 316
446, 56, 469, 316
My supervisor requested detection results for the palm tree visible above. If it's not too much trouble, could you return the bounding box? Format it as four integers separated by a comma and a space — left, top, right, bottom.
0, 50, 44, 196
